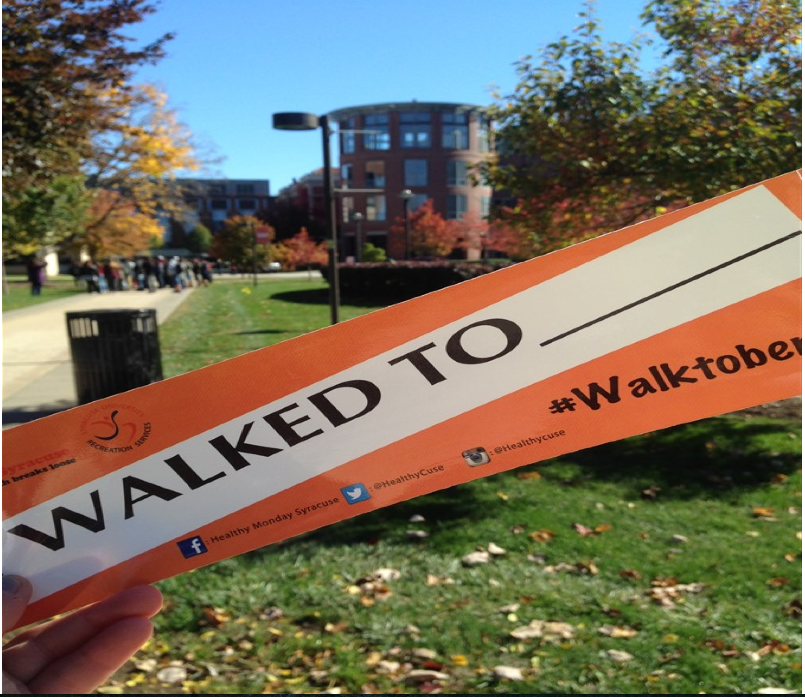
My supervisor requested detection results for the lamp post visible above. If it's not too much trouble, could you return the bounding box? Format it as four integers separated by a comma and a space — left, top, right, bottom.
272, 111, 340, 325
351, 211, 364, 262
400, 188, 414, 260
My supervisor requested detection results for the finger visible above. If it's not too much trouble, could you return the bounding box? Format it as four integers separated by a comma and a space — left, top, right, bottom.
3, 585, 162, 683
28, 615, 155, 695
2, 576, 33, 634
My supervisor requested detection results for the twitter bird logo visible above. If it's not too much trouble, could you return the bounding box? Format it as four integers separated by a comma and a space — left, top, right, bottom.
341, 483, 371, 504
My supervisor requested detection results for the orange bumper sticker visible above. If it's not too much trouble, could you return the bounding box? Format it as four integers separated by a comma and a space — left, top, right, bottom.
3, 171, 801, 628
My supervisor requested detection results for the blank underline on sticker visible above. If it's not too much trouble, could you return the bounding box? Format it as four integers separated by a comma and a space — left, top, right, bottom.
539, 229, 802, 348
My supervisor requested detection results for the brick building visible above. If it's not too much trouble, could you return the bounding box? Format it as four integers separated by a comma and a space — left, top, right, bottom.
329, 101, 493, 259
167, 178, 272, 245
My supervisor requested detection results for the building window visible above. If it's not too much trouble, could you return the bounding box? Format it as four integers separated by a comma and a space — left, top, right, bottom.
208, 184, 227, 195
341, 163, 353, 188
365, 161, 385, 188
210, 199, 228, 210
477, 118, 491, 153
447, 160, 468, 186
409, 193, 428, 212
341, 118, 356, 154
404, 160, 428, 186
367, 195, 386, 221
238, 199, 256, 210
341, 196, 354, 223
480, 195, 491, 217
363, 114, 389, 150
446, 194, 467, 220
442, 112, 469, 149
400, 112, 431, 148
236, 184, 254, 194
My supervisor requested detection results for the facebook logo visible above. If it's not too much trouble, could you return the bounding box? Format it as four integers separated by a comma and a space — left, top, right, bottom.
341, 483, 371, 504
177, 536, 208, 558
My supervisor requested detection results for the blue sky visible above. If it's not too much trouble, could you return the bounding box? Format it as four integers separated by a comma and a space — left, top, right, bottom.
128, 0, 657, 193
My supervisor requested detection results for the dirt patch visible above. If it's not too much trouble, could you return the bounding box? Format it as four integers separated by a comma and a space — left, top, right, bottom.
729, 396, 801, 421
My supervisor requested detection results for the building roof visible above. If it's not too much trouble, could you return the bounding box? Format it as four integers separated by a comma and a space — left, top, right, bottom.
329, 101, 485, 120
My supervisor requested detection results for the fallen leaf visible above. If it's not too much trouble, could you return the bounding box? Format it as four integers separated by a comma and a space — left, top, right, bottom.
156, 665, 187, 685
499, 603, 521, 614
669, 534, 689, 544
488, 542, 506, 556
497, 491, 509, 501
516, 471, 542, 481
462, 551, 490, 566
493, 665, 525, 680
373, 568, 401, 582
757, 688, 799, 694
404, 669, 449, 685
606, 649, 634, 663
413, 648, 439, 660
409, 514, 426, 523
619, 569, 641, 580
407, 530, 429, 539
529, 529, 555, 543
595, 524, 613, 533
766, 577, 790, 587
202, 607, 231, 627
782, 598, 802, 618
641, 485, 661, 500
573, 523, 596, 536
376, 660, 401, 675
753, 506, 777, 518
510, 620, 575, 642
451, 655, 469, 666
426, 574, 455, 586
599, 625, 638, 638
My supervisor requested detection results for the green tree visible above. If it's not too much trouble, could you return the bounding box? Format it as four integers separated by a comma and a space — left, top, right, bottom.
186, 224, 213, 254
209, 216, 271, 270
2, 174, 91, 259
479, 0, 801, 255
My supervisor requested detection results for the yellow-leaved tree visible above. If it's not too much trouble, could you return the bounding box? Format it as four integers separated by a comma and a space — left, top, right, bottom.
79, 83, 202, 257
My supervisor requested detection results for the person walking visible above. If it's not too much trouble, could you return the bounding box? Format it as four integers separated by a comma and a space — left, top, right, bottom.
26, 257, 46, 296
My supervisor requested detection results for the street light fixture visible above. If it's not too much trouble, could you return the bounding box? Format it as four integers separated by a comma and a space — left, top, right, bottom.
272, 111, 340, 325
400, 188, 414, 260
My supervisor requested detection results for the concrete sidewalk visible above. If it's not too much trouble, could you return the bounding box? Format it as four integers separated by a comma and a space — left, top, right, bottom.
3, 287, 195, 428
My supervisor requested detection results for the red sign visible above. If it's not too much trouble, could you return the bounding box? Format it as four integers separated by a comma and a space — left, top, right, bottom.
255, 226, 272, 244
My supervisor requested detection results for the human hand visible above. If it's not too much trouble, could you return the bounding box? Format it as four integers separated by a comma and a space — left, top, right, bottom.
3, 575, 163, 694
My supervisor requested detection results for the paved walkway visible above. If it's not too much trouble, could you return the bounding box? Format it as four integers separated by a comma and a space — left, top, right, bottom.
2, 286, 195, 428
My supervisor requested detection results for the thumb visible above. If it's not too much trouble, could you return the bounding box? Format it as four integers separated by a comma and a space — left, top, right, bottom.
3, 576, 33, 633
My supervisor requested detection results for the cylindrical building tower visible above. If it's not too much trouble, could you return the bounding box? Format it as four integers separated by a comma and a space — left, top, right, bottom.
329, 101, 492, 260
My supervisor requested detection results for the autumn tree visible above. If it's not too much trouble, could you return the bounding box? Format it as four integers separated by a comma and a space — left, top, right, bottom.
75, 82, 201, 255
390, 199, 460, 258
2, 0, 171, 206
479, 0, 801, 254
210, 216, 273, 270
272, 228, 328, 272
73, 189, 161, 259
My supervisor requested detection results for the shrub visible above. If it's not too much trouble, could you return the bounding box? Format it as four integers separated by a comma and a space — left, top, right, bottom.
323, 261, 505, 301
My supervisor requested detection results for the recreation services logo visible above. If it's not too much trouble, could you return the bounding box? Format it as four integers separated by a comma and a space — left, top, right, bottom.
80, 403, 152, 453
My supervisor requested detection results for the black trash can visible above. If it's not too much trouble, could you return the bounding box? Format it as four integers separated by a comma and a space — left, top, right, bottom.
66, 309, 163, 404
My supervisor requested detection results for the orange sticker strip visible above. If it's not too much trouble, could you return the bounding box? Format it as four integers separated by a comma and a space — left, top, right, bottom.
3, 171, 801, 628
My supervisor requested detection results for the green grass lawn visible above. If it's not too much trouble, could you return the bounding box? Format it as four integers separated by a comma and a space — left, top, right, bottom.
2, 274, 86, 311
103, 279, 802, 695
